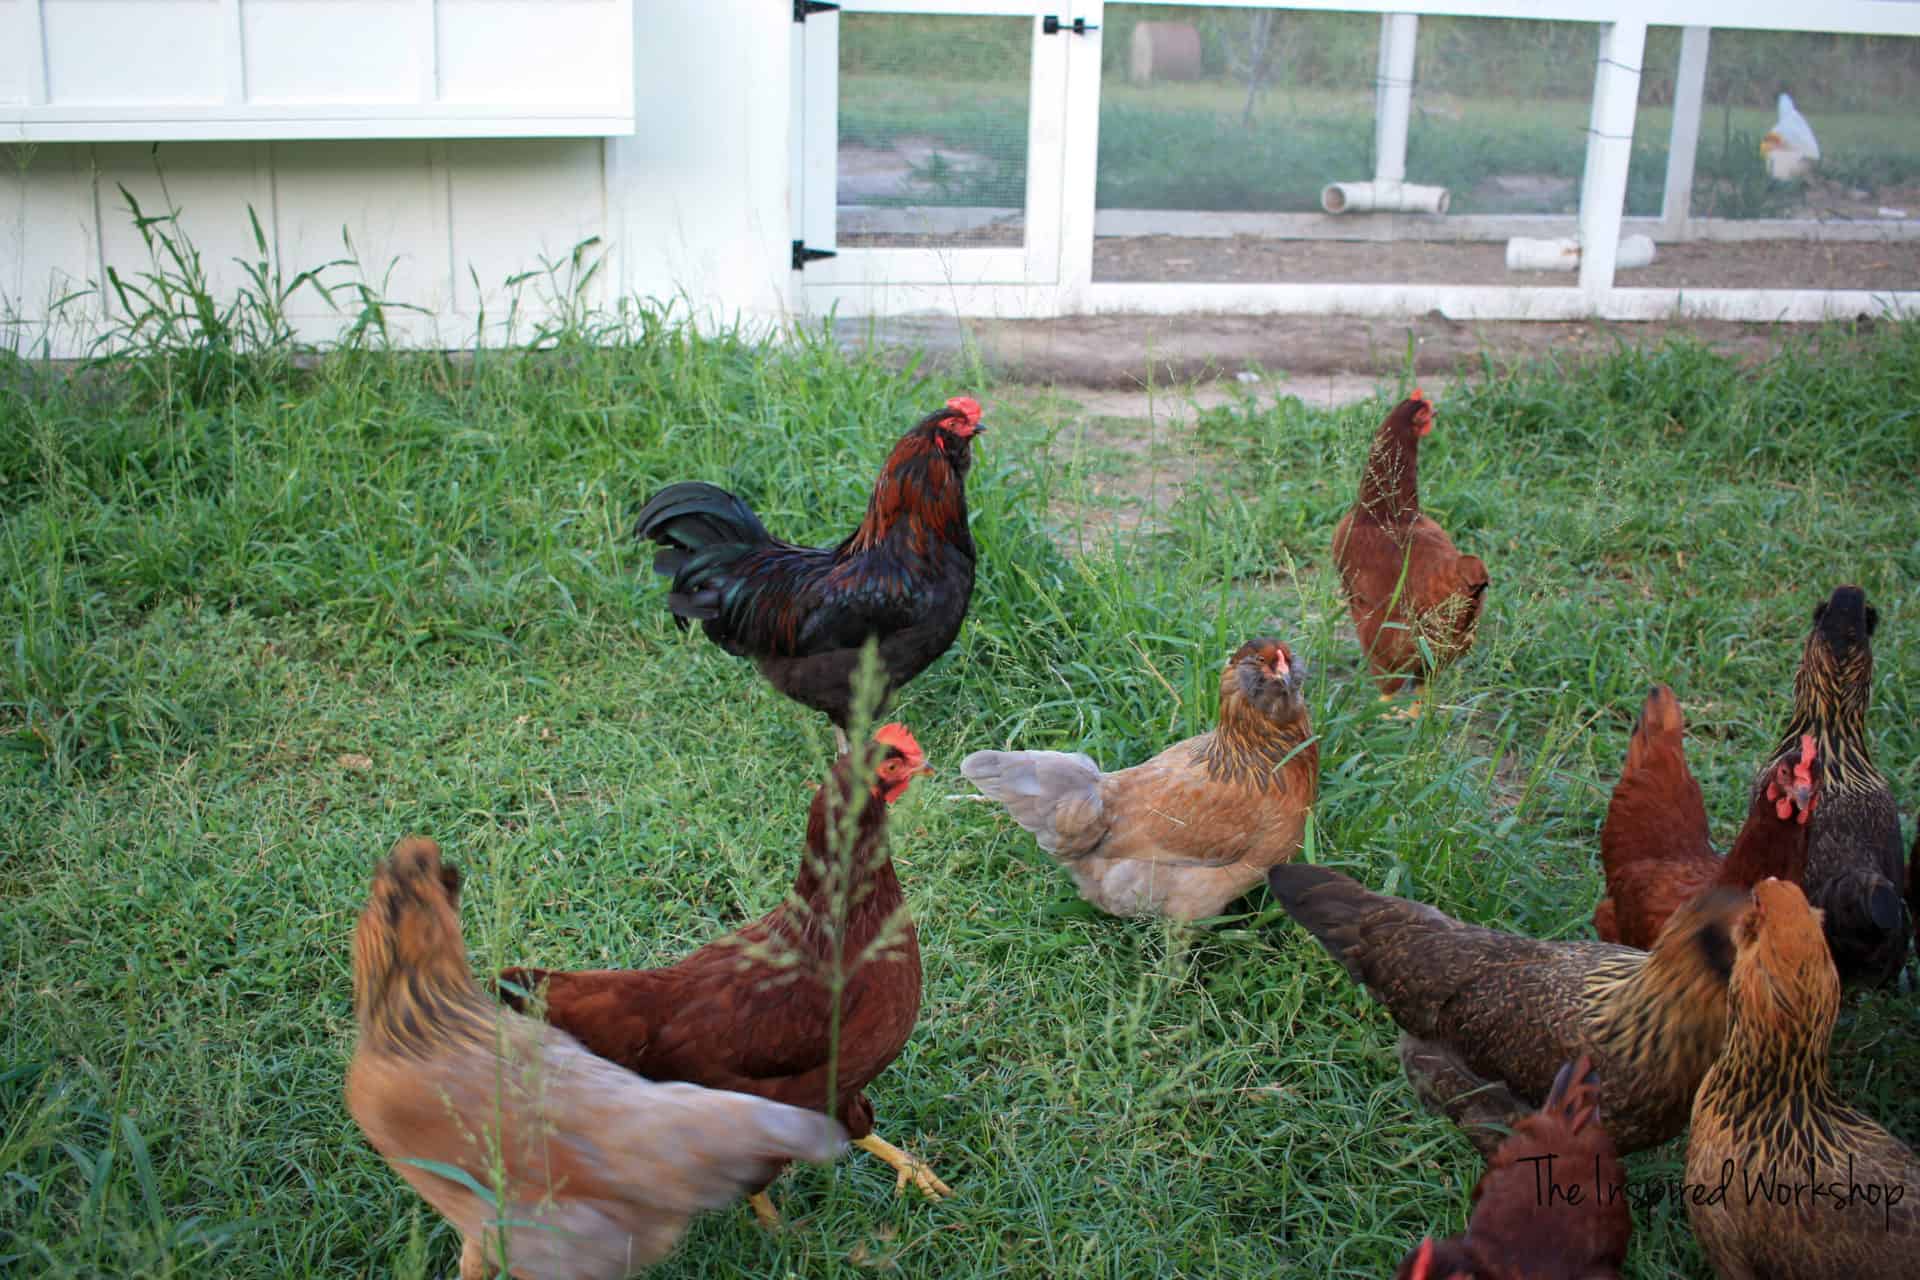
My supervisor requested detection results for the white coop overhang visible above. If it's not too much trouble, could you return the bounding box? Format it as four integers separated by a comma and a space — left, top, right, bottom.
0, 0, 637, 141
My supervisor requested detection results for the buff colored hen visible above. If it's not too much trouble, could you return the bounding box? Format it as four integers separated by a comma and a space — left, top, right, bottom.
346, 837, 843, 1280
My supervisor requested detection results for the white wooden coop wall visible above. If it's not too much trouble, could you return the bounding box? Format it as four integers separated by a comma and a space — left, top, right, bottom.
5, 0, 1920, 356
1, 0, 796, 355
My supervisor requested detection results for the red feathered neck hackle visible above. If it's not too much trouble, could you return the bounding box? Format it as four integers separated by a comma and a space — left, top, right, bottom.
845, 404, 977, 556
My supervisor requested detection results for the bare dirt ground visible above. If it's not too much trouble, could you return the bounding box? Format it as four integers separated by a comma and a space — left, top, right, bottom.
838, 310, 1864, 389
1092, 234, 1920, 291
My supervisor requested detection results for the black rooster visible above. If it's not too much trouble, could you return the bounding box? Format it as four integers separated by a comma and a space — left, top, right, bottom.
634, 397, 984, 747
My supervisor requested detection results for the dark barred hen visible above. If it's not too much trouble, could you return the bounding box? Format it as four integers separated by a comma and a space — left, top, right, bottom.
1267, 863, 1741, 1157
1396, 1056, 1631, 1280
1687, 878, 1918, 1279
1756, 586, 1906, 986
1909, 827, 1919, 959
346, 838, 842, 1280
634, 397, 983, 745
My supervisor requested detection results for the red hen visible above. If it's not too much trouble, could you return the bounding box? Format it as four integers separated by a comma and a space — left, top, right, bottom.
1395, 1056, 1631, 1280
499, 725, 946, 1223
1594, 684, 1819, 949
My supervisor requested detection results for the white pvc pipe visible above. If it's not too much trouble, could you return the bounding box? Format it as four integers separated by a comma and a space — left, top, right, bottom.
1321, 181, 1450, 214
1506, 234, 1656, 271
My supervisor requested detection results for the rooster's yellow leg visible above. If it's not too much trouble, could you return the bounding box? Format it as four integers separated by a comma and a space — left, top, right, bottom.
749, 1192, 781, 1229
853, 1133, 951, 1200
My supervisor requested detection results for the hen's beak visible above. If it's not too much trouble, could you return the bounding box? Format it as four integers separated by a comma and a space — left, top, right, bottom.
912, 759, 936, 779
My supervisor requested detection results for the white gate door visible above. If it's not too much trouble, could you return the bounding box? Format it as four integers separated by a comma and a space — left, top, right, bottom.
793, 0, 1091, 318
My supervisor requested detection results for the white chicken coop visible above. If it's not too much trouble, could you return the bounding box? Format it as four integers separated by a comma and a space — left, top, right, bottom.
3, 0, 1918, 355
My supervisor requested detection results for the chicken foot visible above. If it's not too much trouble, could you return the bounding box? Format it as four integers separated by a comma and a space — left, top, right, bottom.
1378, 691, 1424, 720
1398, 1032, 1528, 1158
854, 1133, 952, 1199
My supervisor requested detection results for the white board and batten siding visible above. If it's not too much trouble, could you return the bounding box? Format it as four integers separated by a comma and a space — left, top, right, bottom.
1, 0, 798, 356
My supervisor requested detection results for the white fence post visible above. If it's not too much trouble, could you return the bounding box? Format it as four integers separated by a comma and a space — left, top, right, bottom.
1374, 13, 1419, 184
1056, 2, 1104, 313
1577, 19, 1646, 300
1660, 25, 1711, 241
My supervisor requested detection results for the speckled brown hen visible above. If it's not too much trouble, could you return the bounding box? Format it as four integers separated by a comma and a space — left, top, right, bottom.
960, 638, 1315, 921
1686, 877, 1918, 1279
1267, 863, 1741, 1157
1755, 586, 1907, 987
346, 838, 843, 1280
1330, 390, 1489, 710
1395, 1056, 1631, 1280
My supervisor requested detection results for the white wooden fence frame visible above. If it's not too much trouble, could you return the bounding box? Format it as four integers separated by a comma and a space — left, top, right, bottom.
799, 0, 1920, 323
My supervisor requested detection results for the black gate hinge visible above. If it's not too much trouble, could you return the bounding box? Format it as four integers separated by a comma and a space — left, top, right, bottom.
794, 1, 839, 21
1042, 15, 1098, 35
792, 240, 837, 270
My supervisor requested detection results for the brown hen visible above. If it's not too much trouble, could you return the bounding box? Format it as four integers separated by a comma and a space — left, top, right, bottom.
1395, 1056, 1631, 1280
1267, 863, 1740, 1157
346, 837, 843, 1280
499, 725, 944, 1224
1593, 684, 1819, 948
1331, 390, 1489, 709
960, 638, 1316, 921
1686, 877, 1918, 1278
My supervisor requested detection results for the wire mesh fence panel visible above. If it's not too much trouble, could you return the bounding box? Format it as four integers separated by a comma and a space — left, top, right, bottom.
837, 13, 1032, 249
1091, 7, 1607, 287
1403, 17, 1596, 218
1628, 26, 1920, 291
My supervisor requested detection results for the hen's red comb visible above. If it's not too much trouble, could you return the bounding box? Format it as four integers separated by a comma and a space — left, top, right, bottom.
945, 396, 983, 425
1410, 387, 1427, 402
1408, 1238, 1434, 1280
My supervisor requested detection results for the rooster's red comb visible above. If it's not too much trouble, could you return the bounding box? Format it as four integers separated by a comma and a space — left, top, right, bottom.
945, 396, 983, 426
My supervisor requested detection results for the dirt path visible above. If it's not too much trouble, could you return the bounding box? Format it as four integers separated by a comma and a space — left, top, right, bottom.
839, 311, 1856, 389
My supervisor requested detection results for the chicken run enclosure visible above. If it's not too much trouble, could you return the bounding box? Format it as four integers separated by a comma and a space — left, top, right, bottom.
799, 0, 1920, 323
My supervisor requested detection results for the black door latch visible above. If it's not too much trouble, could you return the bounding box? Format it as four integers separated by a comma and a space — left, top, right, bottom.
1042, 15, 1097, 35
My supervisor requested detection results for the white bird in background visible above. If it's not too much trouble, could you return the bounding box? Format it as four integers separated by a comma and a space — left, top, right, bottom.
1761, 91, 1820, 181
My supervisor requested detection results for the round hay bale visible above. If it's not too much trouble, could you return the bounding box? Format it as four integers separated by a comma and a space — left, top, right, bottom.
1129, 22, 1202, 84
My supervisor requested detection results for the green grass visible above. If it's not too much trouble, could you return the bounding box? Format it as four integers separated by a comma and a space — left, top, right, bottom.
2, 292, 1919, 1278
